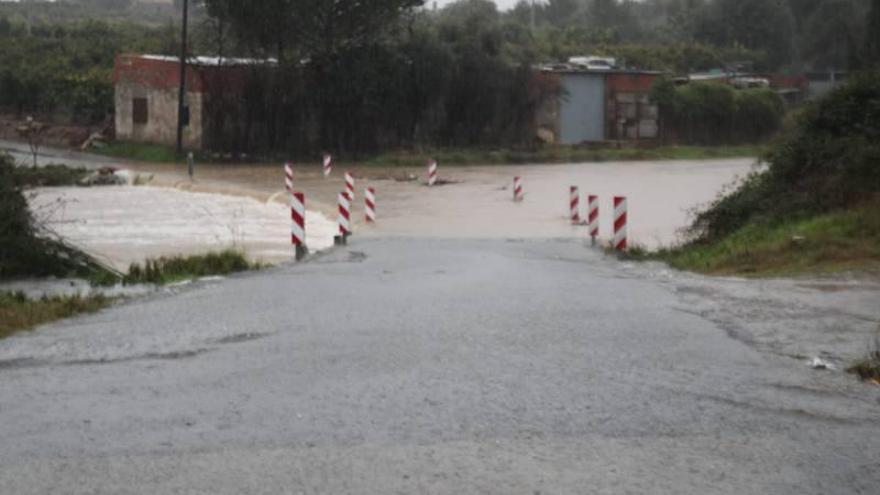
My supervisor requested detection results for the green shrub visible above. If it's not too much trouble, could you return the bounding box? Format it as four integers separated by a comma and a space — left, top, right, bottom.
688, 71, 880, 241
652, 79, 785, 145
0, 153, 114, 279
122, 250, 256, 285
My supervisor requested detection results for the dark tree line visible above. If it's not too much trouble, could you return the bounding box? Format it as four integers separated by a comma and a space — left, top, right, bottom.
515, 0, 875, 71
198, 0, 548, 155
2, 0, 879, 154
192, 0, 880, 155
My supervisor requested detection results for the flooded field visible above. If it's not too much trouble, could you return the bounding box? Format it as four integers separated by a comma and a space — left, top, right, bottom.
19, 145, 757, 269
130, 157, 758, 248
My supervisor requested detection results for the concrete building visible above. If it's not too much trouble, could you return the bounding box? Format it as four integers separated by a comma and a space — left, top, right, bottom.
536, 66, 662, 145
806, 71, 847, 100
113, 54, 267, 150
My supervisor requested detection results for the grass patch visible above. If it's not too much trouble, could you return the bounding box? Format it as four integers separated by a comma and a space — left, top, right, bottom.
122, 249, 258, 285
655, 202, 880, 276
92, 141, 190, 163
0, 291, 111, 339
12, 164, 91, 187
92, 141, 762, 166
364, 144, 764, 167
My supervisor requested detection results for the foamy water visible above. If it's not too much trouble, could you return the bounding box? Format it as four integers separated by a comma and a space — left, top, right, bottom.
30, 186, 337, 270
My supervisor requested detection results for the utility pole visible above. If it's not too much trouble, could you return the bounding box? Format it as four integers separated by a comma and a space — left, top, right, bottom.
176, 0, 189, 154
530, 0, 536, 32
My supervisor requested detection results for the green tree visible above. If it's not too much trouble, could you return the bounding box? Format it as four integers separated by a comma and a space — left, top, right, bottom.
867, 0, 880, 64
695, 0, 796, 69
801, 0, 863, 70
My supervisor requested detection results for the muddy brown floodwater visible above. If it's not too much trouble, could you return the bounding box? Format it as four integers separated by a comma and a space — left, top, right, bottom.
124, 157, 758, 249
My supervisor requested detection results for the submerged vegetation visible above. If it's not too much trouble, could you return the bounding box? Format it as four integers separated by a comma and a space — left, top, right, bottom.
122, 250, 257, 285
0, 291, 111, 339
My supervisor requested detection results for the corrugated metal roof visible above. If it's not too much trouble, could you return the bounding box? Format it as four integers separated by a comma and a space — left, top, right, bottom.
138, 54, 277, 67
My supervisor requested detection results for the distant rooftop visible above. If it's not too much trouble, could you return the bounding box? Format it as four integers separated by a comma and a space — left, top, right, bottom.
136, 54, 278, 67
538, 64, 663, 76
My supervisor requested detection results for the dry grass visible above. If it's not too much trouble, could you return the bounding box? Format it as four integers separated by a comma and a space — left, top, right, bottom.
848, 328, 880, 384
0, 291, 111, 339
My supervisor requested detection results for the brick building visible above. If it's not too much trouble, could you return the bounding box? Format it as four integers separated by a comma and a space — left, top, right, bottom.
113, 54, 268, 150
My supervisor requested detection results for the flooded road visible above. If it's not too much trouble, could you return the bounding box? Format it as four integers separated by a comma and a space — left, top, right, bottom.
30, 186, 337, 270
19, 146, 756, 267
4, 145, 880, 493
124, 157, 758, 248
0, 239, 877, 494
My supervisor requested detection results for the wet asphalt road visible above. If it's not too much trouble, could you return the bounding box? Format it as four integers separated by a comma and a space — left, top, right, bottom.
1, 239, 879, 494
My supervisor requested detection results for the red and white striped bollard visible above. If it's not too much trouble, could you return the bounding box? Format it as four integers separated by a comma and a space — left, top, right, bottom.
613, 196, 628, 251
427, 159, 438, 186
570, 186, 580, 224
345, 171, 355, 201
588, 194, 599, 245
336, 191, 352, 243
365, 187, 376, 223
513, 176, 523, 202
291, 192, 307, 260
284, 162, 293, 194
323, 153, 332, 177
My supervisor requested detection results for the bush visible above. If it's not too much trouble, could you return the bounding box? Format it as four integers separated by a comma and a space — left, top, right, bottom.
0, 154, 38, 275
688, 71, 880, 241
0, 154, 110, 279
652, 79, 785, 145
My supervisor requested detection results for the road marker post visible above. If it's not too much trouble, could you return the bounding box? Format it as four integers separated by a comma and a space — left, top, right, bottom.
588, 194, 599, 246
284, 162, 294, 194
570, 186, 580, 224
335, 191, 352, 245
365, 187, 376, 223
323, 153, 332, 178
291, 192, 307, 260
345, 171, 355, 201
513, 176, 524, 202
427, 159, 438, 186
613, 196, 628, 251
